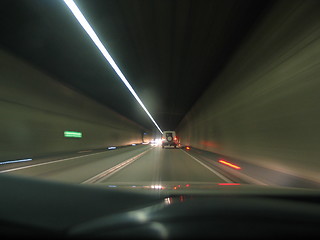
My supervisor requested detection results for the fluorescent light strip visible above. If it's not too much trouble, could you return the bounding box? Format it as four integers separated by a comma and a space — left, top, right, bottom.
63, 0, 163, 134
0, 158, 32, 165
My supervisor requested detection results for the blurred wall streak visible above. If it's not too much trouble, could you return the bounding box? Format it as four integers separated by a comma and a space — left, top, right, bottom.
177, 0, 320, 183
0, 49, 147, 161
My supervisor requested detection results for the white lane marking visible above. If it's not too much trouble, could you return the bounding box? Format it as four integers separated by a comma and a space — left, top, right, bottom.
0, 150, 122, 173
78, 150, 92, 153
181, 149, 233, 183
228, 170, 267, 185
82, 148, 152, 184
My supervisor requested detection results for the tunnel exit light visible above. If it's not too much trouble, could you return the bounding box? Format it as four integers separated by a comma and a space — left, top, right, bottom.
64, 131, 82, 138
63, 0, 163, 134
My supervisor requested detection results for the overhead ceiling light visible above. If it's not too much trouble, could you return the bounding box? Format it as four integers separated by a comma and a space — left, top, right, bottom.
63, 0, 163, 134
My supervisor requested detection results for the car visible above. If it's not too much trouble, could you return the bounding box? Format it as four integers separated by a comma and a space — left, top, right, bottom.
2, 174, 320, 239
162, 131, 178, 148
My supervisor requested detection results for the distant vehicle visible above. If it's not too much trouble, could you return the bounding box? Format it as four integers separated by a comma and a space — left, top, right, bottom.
162, 131, 178, 148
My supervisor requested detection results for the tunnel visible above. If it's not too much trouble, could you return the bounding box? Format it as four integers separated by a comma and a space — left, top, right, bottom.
1, 0, 320, 188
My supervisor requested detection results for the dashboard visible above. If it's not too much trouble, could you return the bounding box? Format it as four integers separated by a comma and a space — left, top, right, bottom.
1, 174, 320, 239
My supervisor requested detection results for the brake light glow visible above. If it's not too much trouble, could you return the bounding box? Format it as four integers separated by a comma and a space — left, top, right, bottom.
218, 159, 241, 169
185, 146, 191, 150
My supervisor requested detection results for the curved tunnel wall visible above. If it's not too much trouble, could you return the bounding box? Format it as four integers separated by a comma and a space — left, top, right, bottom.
177, 1, 320, 182
0, 49, 147, 161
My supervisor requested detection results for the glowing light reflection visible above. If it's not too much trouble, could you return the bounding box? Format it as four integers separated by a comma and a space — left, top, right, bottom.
151, 185, 163, 189
218, 159, 241, 170
164, 197, 172, 205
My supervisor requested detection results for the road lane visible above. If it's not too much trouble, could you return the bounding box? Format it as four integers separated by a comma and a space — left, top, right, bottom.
2, 145, 151, 183
99, 147, 231, 184
2, 145, 232, 185
82, 147, 153, 184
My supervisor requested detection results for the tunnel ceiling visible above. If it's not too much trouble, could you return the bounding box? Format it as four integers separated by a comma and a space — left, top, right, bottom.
0, 0, 275, 132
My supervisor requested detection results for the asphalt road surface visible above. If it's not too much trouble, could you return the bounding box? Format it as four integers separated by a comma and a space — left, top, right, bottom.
1, 145, 232, 185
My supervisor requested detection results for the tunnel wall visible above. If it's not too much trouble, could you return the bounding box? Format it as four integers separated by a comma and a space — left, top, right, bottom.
177, 1, 320, 182
0, 49, 147, 161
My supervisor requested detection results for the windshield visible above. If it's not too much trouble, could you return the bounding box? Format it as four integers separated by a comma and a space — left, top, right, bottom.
1, 0, 320, 193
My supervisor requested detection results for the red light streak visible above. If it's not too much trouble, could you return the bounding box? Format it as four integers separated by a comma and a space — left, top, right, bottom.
218, 159, 241, 169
